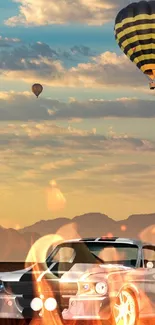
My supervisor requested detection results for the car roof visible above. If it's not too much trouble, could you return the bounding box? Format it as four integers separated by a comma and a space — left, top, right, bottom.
61, 237, 152, 247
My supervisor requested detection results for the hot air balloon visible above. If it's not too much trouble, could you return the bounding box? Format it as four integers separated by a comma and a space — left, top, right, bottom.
32, 83, 43, 98
114, 1, 155, 89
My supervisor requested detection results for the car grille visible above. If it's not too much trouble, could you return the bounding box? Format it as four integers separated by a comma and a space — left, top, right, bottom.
4, 281, 34, 295
4, 281, 78, 313
4, 281, 77, 294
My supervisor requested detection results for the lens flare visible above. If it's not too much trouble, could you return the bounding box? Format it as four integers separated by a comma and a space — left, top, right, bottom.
98, 246, 125, 263
107, 232, 113, 238
121, 225, 127, 232
46, 180, 66, 212
7, 300, 13, 307
139, 224, 155, 244
57, 222, 80, 242
25, 233, 63, 264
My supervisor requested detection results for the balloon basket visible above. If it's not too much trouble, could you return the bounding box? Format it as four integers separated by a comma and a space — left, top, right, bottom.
149, 82, 155, 90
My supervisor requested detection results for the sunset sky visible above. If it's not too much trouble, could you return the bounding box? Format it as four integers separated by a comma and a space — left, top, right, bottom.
0, 0, 155, 228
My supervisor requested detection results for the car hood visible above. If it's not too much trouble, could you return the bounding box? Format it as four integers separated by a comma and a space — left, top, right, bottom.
60, 263, 132, 283
0, 261, 58, 283
0, 262, 132, 283
0, 264, 35, 282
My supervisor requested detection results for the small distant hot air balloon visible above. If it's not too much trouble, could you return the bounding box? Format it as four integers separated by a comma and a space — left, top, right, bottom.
114, 1, 155, 89
32, 83, 43, 98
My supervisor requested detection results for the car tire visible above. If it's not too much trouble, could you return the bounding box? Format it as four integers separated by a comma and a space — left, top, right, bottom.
109, 289, 139, 325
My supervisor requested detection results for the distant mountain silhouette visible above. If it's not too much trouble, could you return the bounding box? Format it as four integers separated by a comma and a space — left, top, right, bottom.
19, 217, 71, 236
117, 213, 155, 238
0, 227, 40, 262
0, 213, 154, 262
19, 212, 155, 239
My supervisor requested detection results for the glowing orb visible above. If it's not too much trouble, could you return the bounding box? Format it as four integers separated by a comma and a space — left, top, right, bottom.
7, 300, 13, 306
121, 225, 127, 232
107, 232, 113, 238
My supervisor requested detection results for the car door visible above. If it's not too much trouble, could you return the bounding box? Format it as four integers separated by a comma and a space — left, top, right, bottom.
142, 245, 155, 314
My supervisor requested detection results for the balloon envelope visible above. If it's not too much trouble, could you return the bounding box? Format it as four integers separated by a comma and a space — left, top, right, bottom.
114, 1, 155, 81
32, 84, 43, 97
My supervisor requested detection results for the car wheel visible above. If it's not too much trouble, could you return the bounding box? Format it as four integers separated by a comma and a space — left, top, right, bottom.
111, 289, 138, 325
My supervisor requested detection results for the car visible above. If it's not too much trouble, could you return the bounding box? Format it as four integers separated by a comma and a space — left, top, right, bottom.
0, 236, 154, 325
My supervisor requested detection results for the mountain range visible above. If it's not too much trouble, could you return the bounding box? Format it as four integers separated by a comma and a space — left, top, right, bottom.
0, 212, 154, 263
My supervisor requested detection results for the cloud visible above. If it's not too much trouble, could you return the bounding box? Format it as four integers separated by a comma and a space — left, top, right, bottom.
0, 91, 31, 100
92, 162, 154, 176
5, 0, 127, 26
0, 120, 96, 140
0, 120, 154, 161
0, 119, 155, 193
56, 160, 155, 195
1, 51, 146, 89
19, 169, 39, 180
68, 117, 83, 123
40, 158, 76, 170
59, 161, 155, 180
0, 91, 155, 121
0, 35, 20, 47
0, 41, 96, 78
70, 46, 96, 57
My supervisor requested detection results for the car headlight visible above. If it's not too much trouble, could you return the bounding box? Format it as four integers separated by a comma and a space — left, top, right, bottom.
30, 297, 43, 311
95, 281, 108, 295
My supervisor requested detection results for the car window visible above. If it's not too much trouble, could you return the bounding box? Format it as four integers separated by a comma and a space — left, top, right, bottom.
142, 246, 155, 268
52, 247, 76, 263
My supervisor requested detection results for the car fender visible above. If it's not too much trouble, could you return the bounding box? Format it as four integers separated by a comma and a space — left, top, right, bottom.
0, 264, 35, 282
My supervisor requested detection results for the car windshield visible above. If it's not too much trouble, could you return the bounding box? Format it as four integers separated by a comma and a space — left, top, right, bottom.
47, 242, 139, 268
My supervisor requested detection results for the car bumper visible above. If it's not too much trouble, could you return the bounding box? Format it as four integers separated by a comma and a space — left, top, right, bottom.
62, 295, 112, 320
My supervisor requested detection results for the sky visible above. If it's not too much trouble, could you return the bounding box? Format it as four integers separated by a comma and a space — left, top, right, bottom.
0, 0, 155, 228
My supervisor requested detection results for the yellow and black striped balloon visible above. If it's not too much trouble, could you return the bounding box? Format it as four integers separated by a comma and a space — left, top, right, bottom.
114, 1, 155, 80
